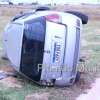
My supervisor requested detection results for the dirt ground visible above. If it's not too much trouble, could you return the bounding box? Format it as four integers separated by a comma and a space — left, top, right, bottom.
0, 4, 100, 100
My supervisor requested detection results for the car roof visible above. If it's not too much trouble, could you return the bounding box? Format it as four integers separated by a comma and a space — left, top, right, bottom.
13, 11, 79, 24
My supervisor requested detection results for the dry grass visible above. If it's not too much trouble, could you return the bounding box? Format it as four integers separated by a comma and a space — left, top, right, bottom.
0, 5, 33, 16
54, 4, 100, 20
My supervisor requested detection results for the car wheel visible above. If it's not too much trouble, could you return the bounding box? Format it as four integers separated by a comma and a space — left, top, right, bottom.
35, 7, 50, 11
75, 71, 81, 83
66, 11, 88, 24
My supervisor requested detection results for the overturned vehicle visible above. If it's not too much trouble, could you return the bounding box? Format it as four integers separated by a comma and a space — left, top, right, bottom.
3, 7, 88, 86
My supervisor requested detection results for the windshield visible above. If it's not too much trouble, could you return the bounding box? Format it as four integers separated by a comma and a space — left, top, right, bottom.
20, 17, 46, 81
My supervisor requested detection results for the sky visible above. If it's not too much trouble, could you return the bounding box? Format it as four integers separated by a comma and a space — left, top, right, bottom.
0, 0, 99, 4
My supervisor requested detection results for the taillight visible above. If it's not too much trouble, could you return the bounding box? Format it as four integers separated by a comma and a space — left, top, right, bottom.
45, 14, 61, 23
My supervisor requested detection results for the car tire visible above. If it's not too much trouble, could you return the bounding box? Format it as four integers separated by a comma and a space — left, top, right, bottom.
35, 7, 50, 11
75, 71, 81, 83
66, 11, 88, 24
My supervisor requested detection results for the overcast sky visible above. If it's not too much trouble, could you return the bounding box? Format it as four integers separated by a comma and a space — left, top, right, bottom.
1, 0, 99, 4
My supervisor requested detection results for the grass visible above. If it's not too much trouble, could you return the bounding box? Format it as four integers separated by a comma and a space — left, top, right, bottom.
0, 16, 11, 48
0, 81, 42, 100
80, 20, 100, 74
0, 5, 100, 100
0, 69, 46, 100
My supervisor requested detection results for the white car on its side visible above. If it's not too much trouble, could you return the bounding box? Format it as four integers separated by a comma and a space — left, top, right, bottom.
2, 7, 88, 86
